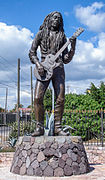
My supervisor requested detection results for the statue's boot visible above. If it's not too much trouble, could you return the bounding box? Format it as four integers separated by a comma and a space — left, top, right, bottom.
32, 98, 44, 136
31, 122, 44, 136
54, 98, 70, 136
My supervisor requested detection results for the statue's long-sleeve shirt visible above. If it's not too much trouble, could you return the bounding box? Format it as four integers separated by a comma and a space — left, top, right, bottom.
29, 30, 75, 67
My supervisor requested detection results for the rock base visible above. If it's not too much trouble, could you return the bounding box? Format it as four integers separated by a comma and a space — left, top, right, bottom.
10, 136, 89, 176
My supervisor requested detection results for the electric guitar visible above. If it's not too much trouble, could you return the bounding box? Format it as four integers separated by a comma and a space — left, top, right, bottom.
34, 27, 84, 81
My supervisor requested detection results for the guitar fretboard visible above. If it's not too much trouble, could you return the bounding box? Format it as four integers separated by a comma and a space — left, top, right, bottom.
54, 40, 70, 61
53, 27, 84, 61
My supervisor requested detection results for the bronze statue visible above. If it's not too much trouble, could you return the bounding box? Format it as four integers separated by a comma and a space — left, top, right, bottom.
29, 11, 77, 136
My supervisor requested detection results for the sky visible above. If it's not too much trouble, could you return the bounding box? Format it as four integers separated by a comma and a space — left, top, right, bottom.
0, 0, 105, 110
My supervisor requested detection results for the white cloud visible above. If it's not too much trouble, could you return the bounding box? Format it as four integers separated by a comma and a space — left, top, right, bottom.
0, 21, 105, 110
65, 32, 105, 82
0, 22, 33, 64
0, 22, 34, 109
74, 32, 105, 64
75, 2, 105, 32
64, 12, 69, 17
0, 70, 15, 81
65, 78, 105, 94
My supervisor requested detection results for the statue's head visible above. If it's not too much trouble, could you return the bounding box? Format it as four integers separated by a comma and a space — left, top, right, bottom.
40, 11, 64, 32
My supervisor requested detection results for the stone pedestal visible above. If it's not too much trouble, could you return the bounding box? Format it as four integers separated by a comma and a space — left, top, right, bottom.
10, 136, 89, 176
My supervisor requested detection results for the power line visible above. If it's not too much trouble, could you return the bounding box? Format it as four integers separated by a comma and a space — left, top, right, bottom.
0, 83, 30, 96
0, 80, 31, 88
1, 99, 16, 102
0, 63, 28, 83
0, 55, 32, 109
0, 80, 17, 86
0, 61, 18, 83
0, 55, 16, 69
0, 61, 15, 70
0, 82, 17, 89
20, 65, 31, 77
0, 87, 7, 89
0, 54, 30, 82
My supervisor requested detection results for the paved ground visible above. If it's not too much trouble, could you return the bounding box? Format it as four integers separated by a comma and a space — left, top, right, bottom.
0, 163, 105, 180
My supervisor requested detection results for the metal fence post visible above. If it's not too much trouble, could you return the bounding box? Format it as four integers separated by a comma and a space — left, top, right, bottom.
17, 58, 20, 138
16, 110, 20, 138
101, 109, 104, 147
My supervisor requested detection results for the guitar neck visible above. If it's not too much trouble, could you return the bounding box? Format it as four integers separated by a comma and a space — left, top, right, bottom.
54, 40, 70, 61
53, 27, 84, 62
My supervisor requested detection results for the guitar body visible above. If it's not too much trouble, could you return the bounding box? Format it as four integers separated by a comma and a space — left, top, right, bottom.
34, 54, 60, 81
34, 27, 84, 81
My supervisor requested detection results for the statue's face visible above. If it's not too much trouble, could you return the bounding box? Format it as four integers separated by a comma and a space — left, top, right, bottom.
50, 13, 61, 29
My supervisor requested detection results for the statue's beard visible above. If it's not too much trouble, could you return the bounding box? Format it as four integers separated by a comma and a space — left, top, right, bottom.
49, 22, 60, 31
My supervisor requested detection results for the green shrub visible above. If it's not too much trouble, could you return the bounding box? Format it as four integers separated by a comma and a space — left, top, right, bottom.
63, 110, 102, 140
9, 121, 36, 139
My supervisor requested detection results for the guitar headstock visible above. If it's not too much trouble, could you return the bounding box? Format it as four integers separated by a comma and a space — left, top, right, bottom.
69, 27, 84, 40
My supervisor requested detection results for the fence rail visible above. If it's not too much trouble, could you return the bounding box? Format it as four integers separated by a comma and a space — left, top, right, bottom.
0, 112, 31, 145
63, 109, 105, 147
0, 109, 105, 147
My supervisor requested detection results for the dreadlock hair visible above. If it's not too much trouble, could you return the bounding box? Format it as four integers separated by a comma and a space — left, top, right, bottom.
39, 11, 66, 52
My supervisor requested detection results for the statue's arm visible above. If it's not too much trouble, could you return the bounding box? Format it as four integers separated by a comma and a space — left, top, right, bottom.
29, 31, 42, 65
29, 31, 45, 76
63, 36, 76, 64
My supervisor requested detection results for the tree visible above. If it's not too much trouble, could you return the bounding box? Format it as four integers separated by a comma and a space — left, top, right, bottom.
44, 88, 52, 111
12, 104, 24, 111
89, 83, 100, 102
0, 107, 4, 112
64, 93, 100, 111
88, 82, 105, 109
99, 82, 105, 109
63, 82, 105, 140
27, 105, 31, 108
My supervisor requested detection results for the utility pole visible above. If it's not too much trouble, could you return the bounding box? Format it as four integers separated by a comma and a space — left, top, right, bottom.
4, 87, 8, 124
66, 85, 69, 94
17, 58, 20, 137
17, 58, 20, 109
31, 66, 33, 120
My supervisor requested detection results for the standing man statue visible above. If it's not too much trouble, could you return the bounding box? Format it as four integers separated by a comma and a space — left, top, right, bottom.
29, 11, 76, 136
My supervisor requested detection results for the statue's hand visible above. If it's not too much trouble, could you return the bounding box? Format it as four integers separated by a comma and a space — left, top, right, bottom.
36, 62, 44, 76
70, 37, 76, 50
